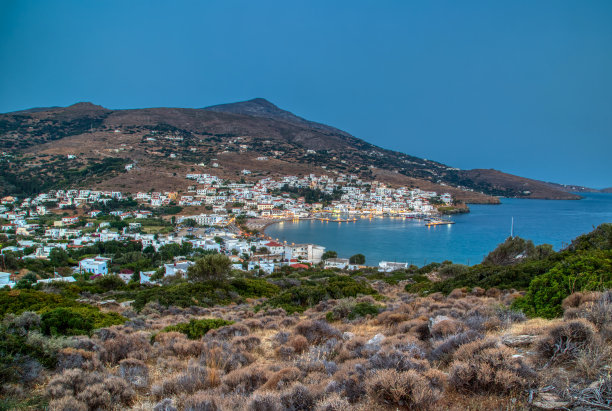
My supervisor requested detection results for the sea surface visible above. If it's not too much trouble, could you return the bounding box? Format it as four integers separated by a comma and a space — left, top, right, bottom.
265, 193, 612, 266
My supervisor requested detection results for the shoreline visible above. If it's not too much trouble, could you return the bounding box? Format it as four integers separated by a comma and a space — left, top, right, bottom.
245, 217, 299, 234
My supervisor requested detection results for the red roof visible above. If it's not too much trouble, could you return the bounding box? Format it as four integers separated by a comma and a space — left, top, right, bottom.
290, 263, 309, 269
265, 241, 283, 247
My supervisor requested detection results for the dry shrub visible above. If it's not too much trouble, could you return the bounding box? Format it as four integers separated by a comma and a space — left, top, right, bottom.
294, 320, 341, 344
448, 288, 467, 299
70, 336, 98, 351
56, 348, 100, 371
325, 360, 367, 403
153, 398, 177, 411
200, 342, 254, 372
119, 358, 149, 388
471, 287, 485, 296
99, 331, 150, 364
47, 369, 105, 399
430, 319, 466, 339
207, 323, 249, 340
429, 330, 483, 364
448, 338, 536, 394
315, 393, 350, 411
375, 311, 409, 327
248, 392, 282, 411
485, 288, 501, 298
184, 391, 219, 411
223, 364, 270, 394
100, 376, 136, 405
562, 291, 602, 310
536, 319, 596, 365
335, 336, 383, 362
366, 369, 443, 409
152, 360, 210, 398
272, 331, 290, 346
280, 317, 298, 328
156, 356, 184, 373
155, 331, 204, 357
397, 318, 430, 340
369, 348, 429, 372
280, 383, 316, 411
288, 335, 309, 353
73, 376, 134, 409
429, 293, 445, 301
564, 291, 612, 330
243, 319, 264, 330
48, 396, 87, 411
261, 367, 302, 391
482, 316, 502, 332
76, 384, 111, 410
275, 345, 295, 360
232, 335, 261, 352
574, 340, 612, 380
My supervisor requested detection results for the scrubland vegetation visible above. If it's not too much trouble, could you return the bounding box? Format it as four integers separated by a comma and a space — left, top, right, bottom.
1, 224, 610, 410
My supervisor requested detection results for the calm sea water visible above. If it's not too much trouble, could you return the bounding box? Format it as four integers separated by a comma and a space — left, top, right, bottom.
266, 193, 612, 266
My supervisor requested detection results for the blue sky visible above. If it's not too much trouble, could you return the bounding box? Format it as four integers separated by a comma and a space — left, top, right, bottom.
1, 1, 611, 188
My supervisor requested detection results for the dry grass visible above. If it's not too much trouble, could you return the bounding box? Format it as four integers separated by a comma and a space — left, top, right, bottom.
25, 286, 612, 410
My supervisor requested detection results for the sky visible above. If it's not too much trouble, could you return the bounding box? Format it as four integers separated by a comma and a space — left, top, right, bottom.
1, 1, 611, 188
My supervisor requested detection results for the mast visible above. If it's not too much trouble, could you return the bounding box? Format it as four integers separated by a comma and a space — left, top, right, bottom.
510, 217, 514, 238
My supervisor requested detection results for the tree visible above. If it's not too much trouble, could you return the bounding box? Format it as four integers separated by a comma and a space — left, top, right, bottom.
187, 254, 232, 282
184, 219, 197, 228
349, 254, 366, 265
321, 250, 338, 261
130, 271, 141, 284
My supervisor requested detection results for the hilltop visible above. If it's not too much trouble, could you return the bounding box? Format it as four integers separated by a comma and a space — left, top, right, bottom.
0, 99, 589, 201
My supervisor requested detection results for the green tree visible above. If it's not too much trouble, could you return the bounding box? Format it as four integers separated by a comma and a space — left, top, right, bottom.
321, 250, 338, 261
187, 254, 232, 282
513, 250, 612, 318
349, 254, 366, 265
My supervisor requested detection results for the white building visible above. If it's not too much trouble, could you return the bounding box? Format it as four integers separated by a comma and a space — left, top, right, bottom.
324, 258, 350, 269
247, 262, 275, 274
79, 257, 110, 275
164, 261, 195, 278
0, 272, 14, 288
288, 244, 325, 263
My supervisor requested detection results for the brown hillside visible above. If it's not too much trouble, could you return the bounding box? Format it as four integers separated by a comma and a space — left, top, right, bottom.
0, 99, 585, 202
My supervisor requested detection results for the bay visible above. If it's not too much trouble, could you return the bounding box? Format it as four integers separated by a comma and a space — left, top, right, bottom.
265, 193, 612, 266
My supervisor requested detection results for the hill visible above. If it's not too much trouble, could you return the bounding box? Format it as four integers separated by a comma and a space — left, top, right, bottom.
0, 99, 587, 201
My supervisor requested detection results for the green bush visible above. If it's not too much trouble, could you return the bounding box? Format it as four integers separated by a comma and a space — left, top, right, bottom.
230, 278, 280, 298
40, 307, 94, 336
326, 300, 383, 322
513, 250, 612, 318
40, 306, 125, 336
0, 289, 73, 317
0, 289, 125, 336
160, 318, 234, 340
351, 301, 383, 318
130, 278, 281, 311
263, 275, 378, 314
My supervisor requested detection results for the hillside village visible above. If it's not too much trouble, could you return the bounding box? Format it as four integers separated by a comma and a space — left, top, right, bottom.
0, 172, 452, 288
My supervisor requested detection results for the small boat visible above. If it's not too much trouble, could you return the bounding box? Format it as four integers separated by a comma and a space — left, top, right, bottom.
425, 219, 455, 227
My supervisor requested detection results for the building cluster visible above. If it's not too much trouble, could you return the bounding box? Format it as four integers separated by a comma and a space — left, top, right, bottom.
0, 172, 451, 288
177, 172, 451, 222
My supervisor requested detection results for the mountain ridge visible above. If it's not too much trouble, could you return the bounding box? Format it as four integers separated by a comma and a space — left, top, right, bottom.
0, 99, 594, 201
